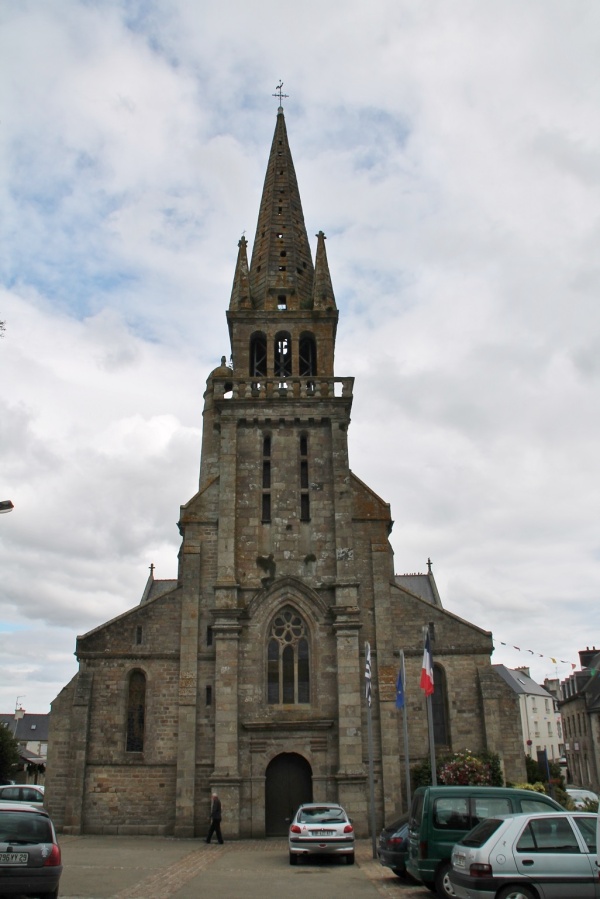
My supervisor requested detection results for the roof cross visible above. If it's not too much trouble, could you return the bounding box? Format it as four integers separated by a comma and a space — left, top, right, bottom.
272, 80, 289, 108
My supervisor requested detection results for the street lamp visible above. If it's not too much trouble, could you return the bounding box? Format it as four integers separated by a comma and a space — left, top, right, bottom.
0, 500, 14, 513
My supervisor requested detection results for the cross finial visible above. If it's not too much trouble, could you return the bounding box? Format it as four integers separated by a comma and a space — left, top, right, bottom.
427, 557, 432, 573
272, 80, 289, 109
149, 563, 155, 577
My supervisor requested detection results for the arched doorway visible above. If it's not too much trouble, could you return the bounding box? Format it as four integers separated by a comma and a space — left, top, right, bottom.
265, 752, 312, 836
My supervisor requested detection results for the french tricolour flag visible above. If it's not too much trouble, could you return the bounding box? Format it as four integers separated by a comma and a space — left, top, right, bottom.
420, 632, 434, 697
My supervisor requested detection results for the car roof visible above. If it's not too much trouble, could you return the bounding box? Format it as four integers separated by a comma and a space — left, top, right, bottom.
0, 801, 49, 815
0, 783, 44, 789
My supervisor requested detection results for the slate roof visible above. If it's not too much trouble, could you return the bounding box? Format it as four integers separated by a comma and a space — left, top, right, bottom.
493, 664, 553, 698
395, 572, 443, 607
0, 713, 49, 742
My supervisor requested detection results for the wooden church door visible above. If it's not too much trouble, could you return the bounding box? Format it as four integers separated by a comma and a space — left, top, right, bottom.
265, 752, 312, 836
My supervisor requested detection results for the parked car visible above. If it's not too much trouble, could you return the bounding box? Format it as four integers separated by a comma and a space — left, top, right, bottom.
566, 787, 599, 809
0, 801, 62, 898
450, 811, 598, 899
406, 785, 563, 898
0, 784, 45, 808
378, 813, 409, 877
288, 803, 355, 865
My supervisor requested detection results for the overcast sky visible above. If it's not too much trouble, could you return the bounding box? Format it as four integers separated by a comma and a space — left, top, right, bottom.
1, 0, 599, 715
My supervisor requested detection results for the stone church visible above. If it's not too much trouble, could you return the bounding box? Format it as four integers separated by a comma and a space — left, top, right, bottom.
46, 103, 525, 838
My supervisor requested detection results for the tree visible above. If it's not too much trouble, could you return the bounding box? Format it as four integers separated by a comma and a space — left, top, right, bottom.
0, 725, 20, 783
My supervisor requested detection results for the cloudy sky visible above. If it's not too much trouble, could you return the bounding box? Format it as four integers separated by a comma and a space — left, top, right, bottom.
1, 0, 599, 715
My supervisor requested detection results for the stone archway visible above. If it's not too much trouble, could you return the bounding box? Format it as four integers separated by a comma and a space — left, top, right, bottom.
265, 752, 313, 836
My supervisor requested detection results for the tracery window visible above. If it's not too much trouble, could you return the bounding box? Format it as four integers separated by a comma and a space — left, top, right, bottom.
267, 607, 310, 704
126, 670, 146, 752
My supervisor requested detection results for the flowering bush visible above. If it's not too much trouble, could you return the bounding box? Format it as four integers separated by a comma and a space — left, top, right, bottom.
438, 751, 491, 785
411, 749, 503, 788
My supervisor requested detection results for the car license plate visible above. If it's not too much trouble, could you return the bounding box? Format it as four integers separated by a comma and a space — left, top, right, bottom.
312, 829, 334, 836
454, 854, 466, 869
0, 852, 29, 864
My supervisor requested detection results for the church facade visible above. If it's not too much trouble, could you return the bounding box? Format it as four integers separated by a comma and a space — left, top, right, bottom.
46, 105, 525, 838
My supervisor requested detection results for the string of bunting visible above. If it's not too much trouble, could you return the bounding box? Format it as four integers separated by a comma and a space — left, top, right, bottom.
494, 640, 577, 671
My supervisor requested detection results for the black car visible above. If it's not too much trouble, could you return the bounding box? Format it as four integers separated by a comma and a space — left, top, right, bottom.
378, 813, 409, 877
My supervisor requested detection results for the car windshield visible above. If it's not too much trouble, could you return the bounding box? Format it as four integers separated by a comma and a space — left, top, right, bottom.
298, 807, 346, 824
0, 811, 53, 843
460, 817, 503, 847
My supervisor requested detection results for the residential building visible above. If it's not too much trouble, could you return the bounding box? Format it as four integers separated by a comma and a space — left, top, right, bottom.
560, 647, 600, 790
493, 665, 563, 765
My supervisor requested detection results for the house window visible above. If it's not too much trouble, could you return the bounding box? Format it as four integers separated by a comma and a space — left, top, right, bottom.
267, 607, 310, 704
126, 670, 146, 752
135, 626, 143, 645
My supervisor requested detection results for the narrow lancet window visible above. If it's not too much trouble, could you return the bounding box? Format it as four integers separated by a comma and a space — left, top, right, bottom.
299, 334, 317, 377
300, 434, 310, 521
126, 670, 146, 752
274, 332, 292, 377
250, 332, 267, 377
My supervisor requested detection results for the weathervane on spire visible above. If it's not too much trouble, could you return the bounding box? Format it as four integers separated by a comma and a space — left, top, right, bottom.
272, 80, 289, 109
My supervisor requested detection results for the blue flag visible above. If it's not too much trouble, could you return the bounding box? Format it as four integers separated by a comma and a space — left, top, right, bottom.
396, 668, 405, 709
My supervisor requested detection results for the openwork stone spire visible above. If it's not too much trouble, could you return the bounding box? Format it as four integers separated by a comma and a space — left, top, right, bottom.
247, 109, 315, 310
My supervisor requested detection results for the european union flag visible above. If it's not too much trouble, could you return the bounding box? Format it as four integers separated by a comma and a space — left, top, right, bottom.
395, 669, 404, 709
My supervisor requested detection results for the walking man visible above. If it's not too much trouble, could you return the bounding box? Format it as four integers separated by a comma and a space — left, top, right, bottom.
206, 792, 224, 844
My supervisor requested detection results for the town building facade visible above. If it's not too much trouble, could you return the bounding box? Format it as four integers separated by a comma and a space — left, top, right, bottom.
46, 104, 525, 838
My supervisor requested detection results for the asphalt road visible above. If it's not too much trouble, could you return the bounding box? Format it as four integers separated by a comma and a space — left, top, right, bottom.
52, 835, 433, 899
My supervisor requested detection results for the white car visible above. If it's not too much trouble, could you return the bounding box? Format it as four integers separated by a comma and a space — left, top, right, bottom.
450, 811, 598, 899
288, 803, 355, 865
566, 787, 598, 809
0, 785, 44, 809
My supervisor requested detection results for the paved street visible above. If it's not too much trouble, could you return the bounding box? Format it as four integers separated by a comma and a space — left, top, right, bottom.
55, 835, 432, 899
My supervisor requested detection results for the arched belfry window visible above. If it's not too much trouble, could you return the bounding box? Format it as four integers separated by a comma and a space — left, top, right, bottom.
267, 606, 310, 704
250, 332, 267, 377
432, 664, 449, 748
299, 333, 317, 376
274, 332, 292, 378
126, 670, 146, 752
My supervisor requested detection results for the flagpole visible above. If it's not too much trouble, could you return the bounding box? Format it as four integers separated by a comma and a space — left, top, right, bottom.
365, 642, 377, 859
400, 650, 412, 807
422, 626, 437, 786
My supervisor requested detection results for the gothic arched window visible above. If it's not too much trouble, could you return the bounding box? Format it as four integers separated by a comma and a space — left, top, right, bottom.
250, 332, 267, 377
267, 607, 310, 704
126, 670, 146, 752
432, 664, 449, 748
274, 332, 292, 378
299, 333, 317, 376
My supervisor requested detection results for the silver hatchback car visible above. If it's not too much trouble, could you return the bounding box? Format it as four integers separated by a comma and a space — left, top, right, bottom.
449, 811, 598, 899
288, 803, 355, 865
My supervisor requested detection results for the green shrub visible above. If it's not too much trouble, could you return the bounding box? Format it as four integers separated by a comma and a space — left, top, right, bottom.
411, 750, 504, 788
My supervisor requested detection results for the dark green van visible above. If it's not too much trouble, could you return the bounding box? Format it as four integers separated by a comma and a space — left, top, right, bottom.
406, 785, 562, 897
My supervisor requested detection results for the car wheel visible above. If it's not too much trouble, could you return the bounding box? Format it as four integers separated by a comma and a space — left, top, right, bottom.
435, 861, 456, 898
289, 852, 297, 865
496, 887, 536, 899
392, 867, 406, 878
346, 852, 355, 865
39, 892, 59, 899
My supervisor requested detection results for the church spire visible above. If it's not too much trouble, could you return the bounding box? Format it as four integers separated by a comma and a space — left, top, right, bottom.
247, 106, 314, 310
229, 235, 251, 310
312, 230, 337, 311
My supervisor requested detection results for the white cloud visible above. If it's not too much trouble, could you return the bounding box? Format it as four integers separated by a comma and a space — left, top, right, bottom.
1, 0, 600, 712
